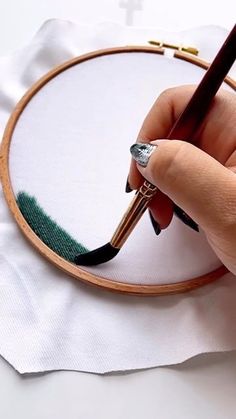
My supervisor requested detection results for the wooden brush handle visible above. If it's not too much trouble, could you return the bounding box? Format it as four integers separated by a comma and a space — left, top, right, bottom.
168, 24, 236, 141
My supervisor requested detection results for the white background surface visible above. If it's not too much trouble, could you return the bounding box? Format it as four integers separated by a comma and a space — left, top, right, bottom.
0, 0, 235, 55
0, 1, 236, 418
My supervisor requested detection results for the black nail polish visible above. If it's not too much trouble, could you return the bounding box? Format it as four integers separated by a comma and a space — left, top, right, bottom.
173, 204, 199, 232
125, 178, 132, 193
149, 210, 161, 236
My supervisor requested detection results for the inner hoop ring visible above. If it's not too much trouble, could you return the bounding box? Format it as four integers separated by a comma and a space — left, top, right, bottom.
0, 46, 234, 295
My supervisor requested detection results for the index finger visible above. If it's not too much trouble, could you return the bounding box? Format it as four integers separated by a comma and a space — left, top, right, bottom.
128, 86, 196, 189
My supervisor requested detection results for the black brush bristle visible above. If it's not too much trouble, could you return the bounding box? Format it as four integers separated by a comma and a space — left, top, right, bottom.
74, 242, 120, 266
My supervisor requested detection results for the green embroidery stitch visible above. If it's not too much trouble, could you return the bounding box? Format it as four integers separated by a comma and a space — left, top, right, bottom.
17, 192, 89, 262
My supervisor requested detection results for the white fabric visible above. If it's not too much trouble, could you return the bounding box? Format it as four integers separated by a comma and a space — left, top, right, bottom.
10, 51, 230, 285
0, 19, 236, 374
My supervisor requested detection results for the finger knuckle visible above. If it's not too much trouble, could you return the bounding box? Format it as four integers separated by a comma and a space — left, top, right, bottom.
158, 87, 175, 101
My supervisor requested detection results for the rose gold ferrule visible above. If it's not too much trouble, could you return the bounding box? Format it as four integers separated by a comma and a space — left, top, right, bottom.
110, 181, 157, 248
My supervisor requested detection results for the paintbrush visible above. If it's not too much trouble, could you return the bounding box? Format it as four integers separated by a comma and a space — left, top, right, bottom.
74, 24, 236, 266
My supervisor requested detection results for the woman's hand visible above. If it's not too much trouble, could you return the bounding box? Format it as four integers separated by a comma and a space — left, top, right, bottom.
128, 85, 236, 274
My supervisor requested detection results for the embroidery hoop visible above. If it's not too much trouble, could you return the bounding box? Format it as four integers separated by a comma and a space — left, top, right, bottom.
0, 45, 235, 296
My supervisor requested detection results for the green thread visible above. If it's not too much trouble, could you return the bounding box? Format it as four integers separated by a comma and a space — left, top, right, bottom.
17, 191, 89, 262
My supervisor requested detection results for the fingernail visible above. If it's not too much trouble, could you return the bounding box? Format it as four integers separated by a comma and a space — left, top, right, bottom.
130, 143, 157, 167
125, 178, 132, 193
149, 210, 161, 236
173, 204, 199, 232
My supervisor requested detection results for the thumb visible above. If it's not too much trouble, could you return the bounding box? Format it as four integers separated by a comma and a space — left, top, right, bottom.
132, 140, 236, 235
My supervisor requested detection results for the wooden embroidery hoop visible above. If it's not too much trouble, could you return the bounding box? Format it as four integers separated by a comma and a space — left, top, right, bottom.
0, 45, 235, 296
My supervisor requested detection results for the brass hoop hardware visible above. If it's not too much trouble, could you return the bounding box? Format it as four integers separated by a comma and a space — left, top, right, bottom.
0, 45, 234, 295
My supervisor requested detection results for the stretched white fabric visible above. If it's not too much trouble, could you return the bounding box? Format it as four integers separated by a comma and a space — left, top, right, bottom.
0, 20, 235, 374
